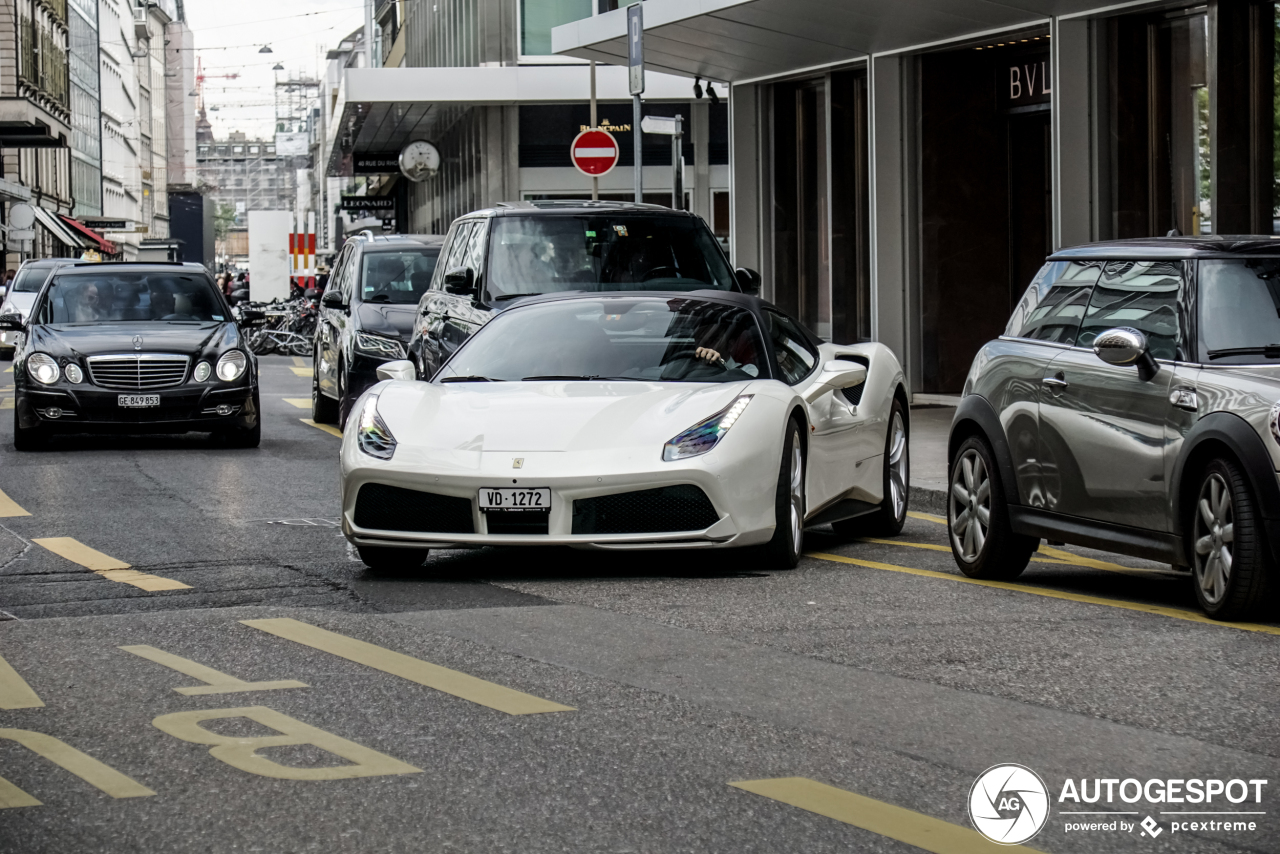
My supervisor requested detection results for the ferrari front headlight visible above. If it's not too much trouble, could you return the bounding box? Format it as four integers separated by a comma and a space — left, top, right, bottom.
27, 352, 60, 385
216, 350, 247, 382
663, 395, 752, 462
356, 332, 406, 359
356, 393, 397, 460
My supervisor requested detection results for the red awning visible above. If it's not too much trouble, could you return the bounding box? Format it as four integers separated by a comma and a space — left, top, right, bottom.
59, 216, 117, 255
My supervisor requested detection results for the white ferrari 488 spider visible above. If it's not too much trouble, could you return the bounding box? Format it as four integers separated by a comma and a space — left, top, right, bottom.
339, 291, 908, 570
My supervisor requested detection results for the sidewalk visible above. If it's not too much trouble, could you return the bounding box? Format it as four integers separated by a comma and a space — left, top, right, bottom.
908, 405, 953, 516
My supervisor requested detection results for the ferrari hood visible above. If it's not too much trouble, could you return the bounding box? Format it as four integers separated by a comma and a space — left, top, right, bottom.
375, 380, 757, 454
28, 322, 229, 357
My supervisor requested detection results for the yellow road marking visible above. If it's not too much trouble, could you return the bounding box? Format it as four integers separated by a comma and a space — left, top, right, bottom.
808, 552, 1280, 635
282, 397, 311, 409
32, 538, 190, 591
730, 777, 1043, 853
0, 655, 43, 709
300, 418, 342, 438
242, 618, 575, 715
292, 356, 307, 367
0, 399, 12, 410
0, 729, 156, 807
121, 645, 308, 696
289, 366, 311, 377
3, 366, 12, 373
860, 538, 1172, 576
0, 487, 29, 517
908, 510, 947, 524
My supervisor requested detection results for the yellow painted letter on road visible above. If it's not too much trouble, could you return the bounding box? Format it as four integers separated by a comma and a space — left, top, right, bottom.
120, 645, 308, 696
151, 706, 421, 781
0, 729, 156, 809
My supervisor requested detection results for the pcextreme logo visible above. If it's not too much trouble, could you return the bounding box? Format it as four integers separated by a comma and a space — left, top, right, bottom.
968, 764, 1051, 844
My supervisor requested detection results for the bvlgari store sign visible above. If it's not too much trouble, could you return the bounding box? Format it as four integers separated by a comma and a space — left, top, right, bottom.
1001, 52, 1051, 112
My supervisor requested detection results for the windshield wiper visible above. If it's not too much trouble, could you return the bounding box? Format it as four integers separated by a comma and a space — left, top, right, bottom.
1207, 345, 1280, 360
521, 375, 639, 382
439, 375, 503, 383
493, 293, 544, 302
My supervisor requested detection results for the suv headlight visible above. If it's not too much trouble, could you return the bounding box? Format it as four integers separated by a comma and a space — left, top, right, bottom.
356, 332, 406, 359
356, 393, 397, 460
0, 301, 16, 317
663, 395, 752, 462
27, 352, 60, 384
216, 350, 247, 382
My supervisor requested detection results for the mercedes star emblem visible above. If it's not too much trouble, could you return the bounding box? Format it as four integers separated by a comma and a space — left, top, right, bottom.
132, 335, 143, 351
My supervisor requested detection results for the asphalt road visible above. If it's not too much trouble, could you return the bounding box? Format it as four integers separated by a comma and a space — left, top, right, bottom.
1, 355, 1278, 854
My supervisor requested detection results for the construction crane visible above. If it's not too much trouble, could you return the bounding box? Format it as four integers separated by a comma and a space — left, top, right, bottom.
194, 57, 240, 113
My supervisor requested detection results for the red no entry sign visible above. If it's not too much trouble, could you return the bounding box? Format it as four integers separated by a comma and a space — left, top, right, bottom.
570, 129, 620, 177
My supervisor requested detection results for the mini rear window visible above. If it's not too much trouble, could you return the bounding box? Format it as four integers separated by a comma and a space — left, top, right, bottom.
1004, 261, 1102, 344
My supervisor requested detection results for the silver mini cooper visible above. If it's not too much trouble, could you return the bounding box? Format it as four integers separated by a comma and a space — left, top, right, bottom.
948, 238, 1280, 620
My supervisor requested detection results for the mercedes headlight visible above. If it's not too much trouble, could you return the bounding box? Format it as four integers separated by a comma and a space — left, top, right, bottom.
27, 353, 60, 385
356, 332, 406, 359
216, 350, 247, 382
663, 395, 752, 462
356, 393, 397, 460
0, 301, 16, 317
194, 361, 212, 382
64, 363, 83, 384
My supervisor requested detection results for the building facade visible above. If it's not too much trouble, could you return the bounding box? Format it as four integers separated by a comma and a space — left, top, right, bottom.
320, 0, 726, 242
196, 132, 296, 219
554, 0, 1280, 396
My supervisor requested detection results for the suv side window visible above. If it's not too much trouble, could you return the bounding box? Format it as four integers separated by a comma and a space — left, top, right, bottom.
1004, 260, 1101, 344
765, 310, 819, 385
1078, 260, 1186, 360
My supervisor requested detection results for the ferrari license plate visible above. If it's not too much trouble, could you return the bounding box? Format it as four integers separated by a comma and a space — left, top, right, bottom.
478, 487, 551, 512
118, 395, 160, 408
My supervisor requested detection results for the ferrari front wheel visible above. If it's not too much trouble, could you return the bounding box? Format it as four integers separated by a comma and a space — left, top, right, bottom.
759, 419, 805, 570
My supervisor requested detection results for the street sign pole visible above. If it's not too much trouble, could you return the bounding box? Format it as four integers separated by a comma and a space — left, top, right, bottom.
628, 3, 644, 204
672, 115, 683, 211
590, 60, 598, 201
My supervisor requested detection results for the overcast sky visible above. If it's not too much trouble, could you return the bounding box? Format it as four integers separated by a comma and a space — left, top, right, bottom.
184, 0, 366, 140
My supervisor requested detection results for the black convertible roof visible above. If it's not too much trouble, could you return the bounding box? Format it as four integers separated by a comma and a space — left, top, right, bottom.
1050, 236, 1280, 260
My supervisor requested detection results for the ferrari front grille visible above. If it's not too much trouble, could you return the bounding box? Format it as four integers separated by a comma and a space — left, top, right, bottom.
87, 354, 190, 390
572, 485, 719, 535
353, 483, 475, 534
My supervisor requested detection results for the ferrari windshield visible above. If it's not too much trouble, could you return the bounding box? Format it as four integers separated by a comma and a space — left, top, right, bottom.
439, 297, 766, 383
38, 272, 226, 324
484, 215, 735, 300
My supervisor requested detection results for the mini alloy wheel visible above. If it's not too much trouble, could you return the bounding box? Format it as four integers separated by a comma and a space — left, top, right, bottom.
1190, 458, 1276, 620
947, 435, 1035, 580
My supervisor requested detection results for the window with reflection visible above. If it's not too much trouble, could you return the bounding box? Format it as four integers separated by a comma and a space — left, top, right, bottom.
1004, 261, 1103, 344
1078, 260, 1185, 360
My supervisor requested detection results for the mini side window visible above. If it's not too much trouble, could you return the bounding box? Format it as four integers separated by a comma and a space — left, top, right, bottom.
1078, 260, 1186, 361
1005, 261, 1102, 345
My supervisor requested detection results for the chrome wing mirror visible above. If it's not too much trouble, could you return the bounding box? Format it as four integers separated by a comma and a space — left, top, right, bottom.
1093, 327, 1159, 382
375, 360, 417, 382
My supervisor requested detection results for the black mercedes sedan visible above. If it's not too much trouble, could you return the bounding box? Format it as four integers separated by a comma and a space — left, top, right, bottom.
0, 263, 265, 450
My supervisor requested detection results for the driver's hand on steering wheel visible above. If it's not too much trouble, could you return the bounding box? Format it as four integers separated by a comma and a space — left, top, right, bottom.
694, 347, 723, 363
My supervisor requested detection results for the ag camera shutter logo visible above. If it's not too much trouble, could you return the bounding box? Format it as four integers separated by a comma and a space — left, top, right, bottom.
969, 764, 1050, 844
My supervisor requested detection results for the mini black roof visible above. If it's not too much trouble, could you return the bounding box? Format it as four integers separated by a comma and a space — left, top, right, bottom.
1051, 236, 1280, 260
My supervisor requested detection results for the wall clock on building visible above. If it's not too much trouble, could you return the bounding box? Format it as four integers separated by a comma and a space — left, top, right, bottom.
399, 141, 441, 182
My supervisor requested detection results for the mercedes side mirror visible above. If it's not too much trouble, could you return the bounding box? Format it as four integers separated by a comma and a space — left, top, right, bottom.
0, 313, 23, 332
304, 288, 321, 300
229, 288, 249, 306
735, 267, 762, 296
1093, 326, 1159, 382
321, 289, 348, 311
376, 360, 417, 382
803, 360, 868, 404
444, 266, 476, 296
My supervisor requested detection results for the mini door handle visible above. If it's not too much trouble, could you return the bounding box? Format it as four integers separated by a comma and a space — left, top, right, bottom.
1042, 375, 1069, 389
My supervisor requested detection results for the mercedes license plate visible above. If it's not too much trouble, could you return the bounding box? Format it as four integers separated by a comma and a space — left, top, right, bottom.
118, 395, 160, 408
478, 487, 551, 512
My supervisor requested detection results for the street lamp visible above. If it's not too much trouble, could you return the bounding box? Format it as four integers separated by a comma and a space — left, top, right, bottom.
258, 45, 273, 54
